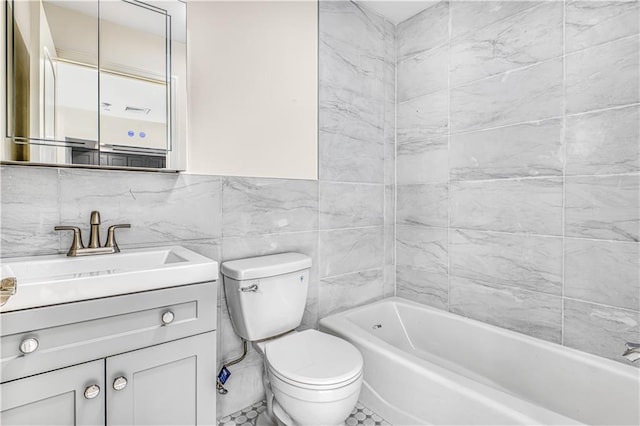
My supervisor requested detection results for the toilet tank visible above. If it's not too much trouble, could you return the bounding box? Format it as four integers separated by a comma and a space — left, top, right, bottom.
221, 253, 312, 341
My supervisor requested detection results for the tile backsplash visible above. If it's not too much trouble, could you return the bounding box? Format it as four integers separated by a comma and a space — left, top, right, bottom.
396, 0, 639, 365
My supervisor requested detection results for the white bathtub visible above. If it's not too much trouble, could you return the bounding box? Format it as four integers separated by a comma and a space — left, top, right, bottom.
319, 297, 640, 425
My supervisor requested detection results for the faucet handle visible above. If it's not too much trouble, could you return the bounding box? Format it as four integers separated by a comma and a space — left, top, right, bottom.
105, 224, 131, 252
54, 226, 85, 256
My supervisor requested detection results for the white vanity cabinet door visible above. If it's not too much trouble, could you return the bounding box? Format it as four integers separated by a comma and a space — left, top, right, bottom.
0, 360, 104, 426
106, 332, 216, 425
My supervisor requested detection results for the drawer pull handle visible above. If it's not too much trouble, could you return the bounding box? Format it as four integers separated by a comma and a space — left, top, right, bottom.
84, 384, 101, 399
19, 338, 39, 354
162, 311, 175, 325
113, 376, 128, 391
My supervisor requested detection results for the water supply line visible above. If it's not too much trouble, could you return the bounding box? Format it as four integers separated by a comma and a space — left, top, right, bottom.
216, 339, 248, 394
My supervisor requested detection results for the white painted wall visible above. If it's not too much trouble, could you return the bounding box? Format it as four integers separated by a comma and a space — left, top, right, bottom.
187, 1, 318, 180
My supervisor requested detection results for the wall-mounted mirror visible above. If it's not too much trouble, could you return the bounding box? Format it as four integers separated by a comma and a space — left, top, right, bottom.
3, 0, 186, 170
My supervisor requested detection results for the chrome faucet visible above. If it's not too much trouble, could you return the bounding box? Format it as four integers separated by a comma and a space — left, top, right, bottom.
55, 210, 131, 256
622, 342, 640, 363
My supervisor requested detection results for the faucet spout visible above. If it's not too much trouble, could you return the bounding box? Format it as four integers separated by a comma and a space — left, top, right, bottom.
88, 210, 101, 248
622, 342, 640, 363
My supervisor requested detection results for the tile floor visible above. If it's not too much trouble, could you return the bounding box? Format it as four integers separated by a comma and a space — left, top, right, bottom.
218, 400, 391, 426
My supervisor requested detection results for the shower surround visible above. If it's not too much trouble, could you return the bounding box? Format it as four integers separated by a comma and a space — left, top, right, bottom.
395, 0, 639, 364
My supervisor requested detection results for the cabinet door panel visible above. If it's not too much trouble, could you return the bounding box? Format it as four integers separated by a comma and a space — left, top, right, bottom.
0, 360, 104, 426
106, 332, 216, 425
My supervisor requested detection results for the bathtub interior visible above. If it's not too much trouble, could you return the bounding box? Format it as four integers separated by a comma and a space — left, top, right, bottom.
332, 297, 640, 426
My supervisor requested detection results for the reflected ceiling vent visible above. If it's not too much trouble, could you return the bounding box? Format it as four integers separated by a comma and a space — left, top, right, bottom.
125, 106, 151, 115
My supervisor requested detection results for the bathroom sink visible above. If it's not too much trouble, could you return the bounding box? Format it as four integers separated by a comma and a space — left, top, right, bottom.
0, 246, 218, 312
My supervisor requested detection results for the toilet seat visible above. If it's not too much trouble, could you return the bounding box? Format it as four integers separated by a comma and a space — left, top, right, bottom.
265, 329, 363, 388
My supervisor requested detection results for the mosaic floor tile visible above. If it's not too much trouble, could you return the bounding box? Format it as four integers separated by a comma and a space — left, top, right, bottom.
218, 400, 390, 426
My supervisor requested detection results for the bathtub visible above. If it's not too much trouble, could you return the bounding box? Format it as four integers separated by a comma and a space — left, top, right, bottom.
319, 297, 640, 425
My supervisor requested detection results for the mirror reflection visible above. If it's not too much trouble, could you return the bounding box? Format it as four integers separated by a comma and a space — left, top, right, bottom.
4, 0, 186, 170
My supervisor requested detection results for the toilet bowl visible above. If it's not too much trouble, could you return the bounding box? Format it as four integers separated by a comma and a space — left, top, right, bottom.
255, 329, 363, 426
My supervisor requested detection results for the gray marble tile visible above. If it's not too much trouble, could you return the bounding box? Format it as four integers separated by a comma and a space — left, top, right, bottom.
319, 226, 384, 278
397, 137, 449, 185
450, 2, 563, 87
396, 183, 449, 228
450, 229, 562, 295
384, 138, 396, 186
450, 120, 563, 181
565, 175, 640, 242
319, 182, 384, 230
397, 90, 449, 145
319, 268, 384, 318
451, 59, 563, 132
319, 130, 385, 184
397, 45, 448, 102
396, 225, 448, 275
397, 266, 448, 310
450, 1, 539, 41
565, 238, 640, 311
450, 277, 562, 343
59, 170, 221, 248
450, 178, 563, 235
1, 166, 60, 257
384, 224, 396, 298
397, 1, 448, 61
566, 106, 640, 176
566, 36, 639, 115
221, 231, 319, 328
566, 1, 640, 53
384, 185, 395, 227
564, 299, 640, 366
222, 177, 317, 238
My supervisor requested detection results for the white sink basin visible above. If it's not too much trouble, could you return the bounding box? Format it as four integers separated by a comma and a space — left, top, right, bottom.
0, 246, 218, 312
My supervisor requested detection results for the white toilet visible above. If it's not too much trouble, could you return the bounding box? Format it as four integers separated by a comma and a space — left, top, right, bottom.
221, 253, 363, 426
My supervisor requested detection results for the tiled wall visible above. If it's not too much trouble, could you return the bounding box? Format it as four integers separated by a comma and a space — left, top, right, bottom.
0, 0, 396, 418
396, 0, 639, 365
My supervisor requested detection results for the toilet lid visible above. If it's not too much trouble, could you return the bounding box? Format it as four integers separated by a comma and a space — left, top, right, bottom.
265, 329, 363, 386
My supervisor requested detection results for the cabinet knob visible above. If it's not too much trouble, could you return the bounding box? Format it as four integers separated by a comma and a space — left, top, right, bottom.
84, 384, 101, 399
162, 311, 175, 325
19, 337, 39, 354
113, 376, 128, 391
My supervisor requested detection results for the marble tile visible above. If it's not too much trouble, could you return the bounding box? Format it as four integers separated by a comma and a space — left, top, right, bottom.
222, 177, 317, 238
397, 45, 448, 102
566, 106, 640, 176
450, 178, 563, 235
450, 2, 563, 87
221, 231, 319, 328
450, 277, 563, 342
318, 268, 385, 318
566, 36, 639, 115
384, 224, 395, 298
396, 225, 448, 274
384, 185, 395, 226
397, 1, 448, 61
450, 1, 539, 41
59, 170, 221, 247
319, 182, 384, 229
450, 120, 563, 181
397, 90, 449, 144
566, 1, 640, 52
564, 299, 640, 366
319, 130, 385, 184
565, 175, 640, 242
396, 266, 448, 310
384, 137, 396, 186
565, 238, 640, 311
216, 354, 265, 418
449, 229, 562, 295
397, 137, 449, 185
396, 183, 448, 228
319, 227, 384, 278
451, 59, 563, 132
1, 166, 60, 257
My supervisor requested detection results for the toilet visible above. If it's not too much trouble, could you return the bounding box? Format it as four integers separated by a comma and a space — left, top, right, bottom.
221, 253, 363, 426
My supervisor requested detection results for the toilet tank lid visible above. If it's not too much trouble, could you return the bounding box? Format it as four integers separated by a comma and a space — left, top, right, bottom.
221, 253, 312, 280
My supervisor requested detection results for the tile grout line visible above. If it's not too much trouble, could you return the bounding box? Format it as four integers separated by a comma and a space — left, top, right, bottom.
446, 1, 452, 313
561, 0, 567, 346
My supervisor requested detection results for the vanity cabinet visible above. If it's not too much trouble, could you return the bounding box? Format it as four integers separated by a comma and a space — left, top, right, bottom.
0, 282, 217, 425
